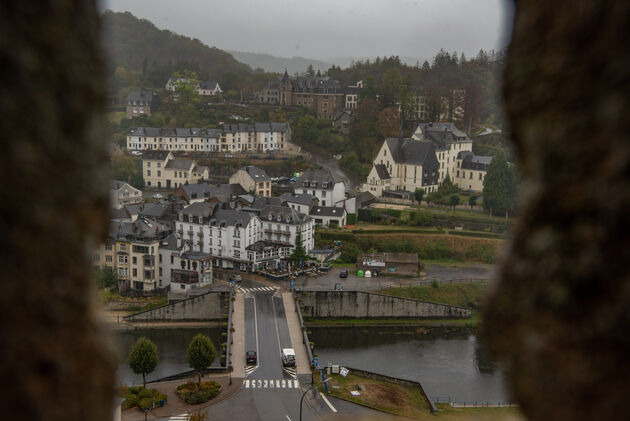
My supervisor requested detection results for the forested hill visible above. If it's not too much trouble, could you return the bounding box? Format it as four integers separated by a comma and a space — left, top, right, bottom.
228, 50, 332, 74
101, 11, 265, 93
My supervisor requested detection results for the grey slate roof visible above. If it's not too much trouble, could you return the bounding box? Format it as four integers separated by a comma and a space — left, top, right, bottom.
126, 90, 159, 105
296, 168, 342, 189
248, 196, 285, 211
159, 233, 179, 251
181, 202, 216, 219
165, 158, 194, 170
142, 150, 170, 161
240, 166, 270, 181
210, 209, 254, 227
458, 151, 492, 170
374, 164, 390, 180
109, 219, 168, 242
280, 193, 318, 205
385, 138, 440, 171
127, 123, 289, 138
309, 206, 346, 217
260, 205, 311, 225
414, 122, 470, 149
199, 81, 220, 90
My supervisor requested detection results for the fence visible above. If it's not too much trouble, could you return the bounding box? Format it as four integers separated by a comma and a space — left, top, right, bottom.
432, 396, 517, 408
378, 278, 489, 289
293, 292, 314, 368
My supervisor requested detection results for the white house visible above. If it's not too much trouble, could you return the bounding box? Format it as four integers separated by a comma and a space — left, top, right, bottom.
295, 169, 346, 207
109, 180, 143, 208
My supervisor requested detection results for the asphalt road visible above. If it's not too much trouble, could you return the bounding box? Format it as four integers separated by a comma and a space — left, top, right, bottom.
242, 289, 314, 420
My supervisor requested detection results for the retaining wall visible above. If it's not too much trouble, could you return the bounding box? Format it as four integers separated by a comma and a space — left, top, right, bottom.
296, 290, 471, 319
124, 291, 230, 322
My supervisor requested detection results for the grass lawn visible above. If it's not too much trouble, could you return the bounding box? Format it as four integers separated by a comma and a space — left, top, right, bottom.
320, 372, 430, 419
380, 281, 489, 309
320, 373, 522, 420
107, 111, 126, 124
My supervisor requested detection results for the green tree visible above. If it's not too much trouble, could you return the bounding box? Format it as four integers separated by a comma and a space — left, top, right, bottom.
112, 154, 143, 187
128, 337, 158, 387
172, 69, 200, 104
306, 64, 315, 77
94, 267, 118, 289
438, 174, 461, 196
482, 152, 517, 217
187, 334, 217, 389
468, 195, 478, 209
414, 188, 425, 204
289, 232, 309, 263
449, 194, 460, 209
294, 115, 318, 142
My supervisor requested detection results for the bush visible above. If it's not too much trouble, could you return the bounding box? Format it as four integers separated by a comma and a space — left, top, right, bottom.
176, 381, 222, 404
119, 386, 167, 411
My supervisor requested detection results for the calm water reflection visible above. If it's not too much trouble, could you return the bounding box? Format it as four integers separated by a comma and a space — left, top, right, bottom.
112, 327, 224, 386
309, 326, 508, 403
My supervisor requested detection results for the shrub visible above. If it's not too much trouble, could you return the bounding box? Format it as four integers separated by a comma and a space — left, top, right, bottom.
120, 386, 167, 411
176, 381, 222, 404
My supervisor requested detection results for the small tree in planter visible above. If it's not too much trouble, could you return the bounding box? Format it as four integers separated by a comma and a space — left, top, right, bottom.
128, 337, 158, 388
187, 334, 217, 389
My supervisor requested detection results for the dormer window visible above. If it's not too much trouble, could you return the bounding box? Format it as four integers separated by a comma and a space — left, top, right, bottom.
322, 182, 328, 189
277, 215, 282, 222
188, 215, 193, 223
268, 214, 273, 221
179, 214, 183, 222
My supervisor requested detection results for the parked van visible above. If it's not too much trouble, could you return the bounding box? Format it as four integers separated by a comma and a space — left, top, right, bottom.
281, 348, 295, 367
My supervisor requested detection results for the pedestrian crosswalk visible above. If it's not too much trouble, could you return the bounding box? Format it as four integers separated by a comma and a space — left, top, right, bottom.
169, 414, 190, 421
236, 286, 278, 294
245, 365, 258, 376
244, 379, 300, 389
283, 367, 297, 379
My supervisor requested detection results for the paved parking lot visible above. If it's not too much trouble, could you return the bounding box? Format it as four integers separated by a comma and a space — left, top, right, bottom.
294, 264, 496, 291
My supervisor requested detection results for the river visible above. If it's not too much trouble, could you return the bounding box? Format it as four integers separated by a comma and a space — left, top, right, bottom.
309, 326, 509, 404
112, 325, 508, 404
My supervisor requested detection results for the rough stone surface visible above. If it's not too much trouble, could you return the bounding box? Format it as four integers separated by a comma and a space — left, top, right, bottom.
125, 292, 229, 322
0, 2, 115, 421
483, 2, 630, 421
296, 291, 471, 318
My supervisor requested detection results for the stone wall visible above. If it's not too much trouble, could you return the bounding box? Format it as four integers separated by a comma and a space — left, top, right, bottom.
125, 291, 229, 322
296, 290, 471, 318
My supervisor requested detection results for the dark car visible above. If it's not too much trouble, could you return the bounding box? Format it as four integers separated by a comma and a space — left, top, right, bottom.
246, 351, 257, 365
339, 269, 349, 278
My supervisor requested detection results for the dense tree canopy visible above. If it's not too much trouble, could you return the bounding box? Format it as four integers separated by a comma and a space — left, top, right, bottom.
187, 334, 217, 388
128, 337, 158, 387
482, 152, 518, 217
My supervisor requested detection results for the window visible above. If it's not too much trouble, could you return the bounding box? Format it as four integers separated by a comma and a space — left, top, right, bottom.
147, 162, 151, 167
106, 256, 112, 262
105, 244, 112, 251
147, 170, 151, 176
469, 172, 473, 179
157, 170, 161, 177
132, 269, 137, 277
132, 256, 137, 264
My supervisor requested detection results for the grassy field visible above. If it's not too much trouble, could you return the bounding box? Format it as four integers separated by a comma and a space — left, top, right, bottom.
321, 372, 430, 419
319, 372, 522, 420
380, 281, 490, 310
107, 111, 126, 124
305, 313, 481, 328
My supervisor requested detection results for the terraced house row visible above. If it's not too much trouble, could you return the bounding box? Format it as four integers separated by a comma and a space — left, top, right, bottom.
126, 122, 294, 153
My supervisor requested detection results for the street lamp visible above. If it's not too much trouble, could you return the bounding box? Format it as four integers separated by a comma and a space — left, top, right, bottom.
300, 377, 330, 421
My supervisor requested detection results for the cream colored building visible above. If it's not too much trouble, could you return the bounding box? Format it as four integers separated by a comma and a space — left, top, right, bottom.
109, 180, 143, 208
93, 219, 170, 292
411, 123, 473, 183
127, 123, 293, 154
453, 151, 492, 192
363, 138, 440, 196
142, 151, 209, 189
229, 166, 272, 197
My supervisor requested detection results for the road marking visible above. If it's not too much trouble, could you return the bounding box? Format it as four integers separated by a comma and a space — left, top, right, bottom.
281, 379, 286, 388
169, 415, 190, 421
263, 379, 268, 388
244, 379, 249, 388
321, 394, 338, 413
285, 416, 292, 421
276, 380, 280, 388
294, 379, 299, 388
271, 294, 283, 354
253, 295, 260, 367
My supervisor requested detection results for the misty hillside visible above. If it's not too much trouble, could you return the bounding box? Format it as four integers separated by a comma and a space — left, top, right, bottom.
101, 11, 254, 90
228, 51, 332, 75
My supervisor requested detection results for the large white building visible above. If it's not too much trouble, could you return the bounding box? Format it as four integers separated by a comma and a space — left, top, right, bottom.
127, 123, 293, 154
295, 169, 346, 207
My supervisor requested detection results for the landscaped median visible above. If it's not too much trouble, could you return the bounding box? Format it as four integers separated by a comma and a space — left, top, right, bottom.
315, 369, 433, 419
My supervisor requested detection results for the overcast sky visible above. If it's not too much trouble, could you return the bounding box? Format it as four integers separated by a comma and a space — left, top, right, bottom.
99, 0, 514, 62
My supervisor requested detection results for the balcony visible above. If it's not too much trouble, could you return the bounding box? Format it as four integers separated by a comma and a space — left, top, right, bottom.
172, 269, 199, 285
143, 255, 155, 267
264, 228, 291, 236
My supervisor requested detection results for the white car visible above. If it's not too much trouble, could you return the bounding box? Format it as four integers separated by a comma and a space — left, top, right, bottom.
131, 151, 142, 156
152, 193, 162, 199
